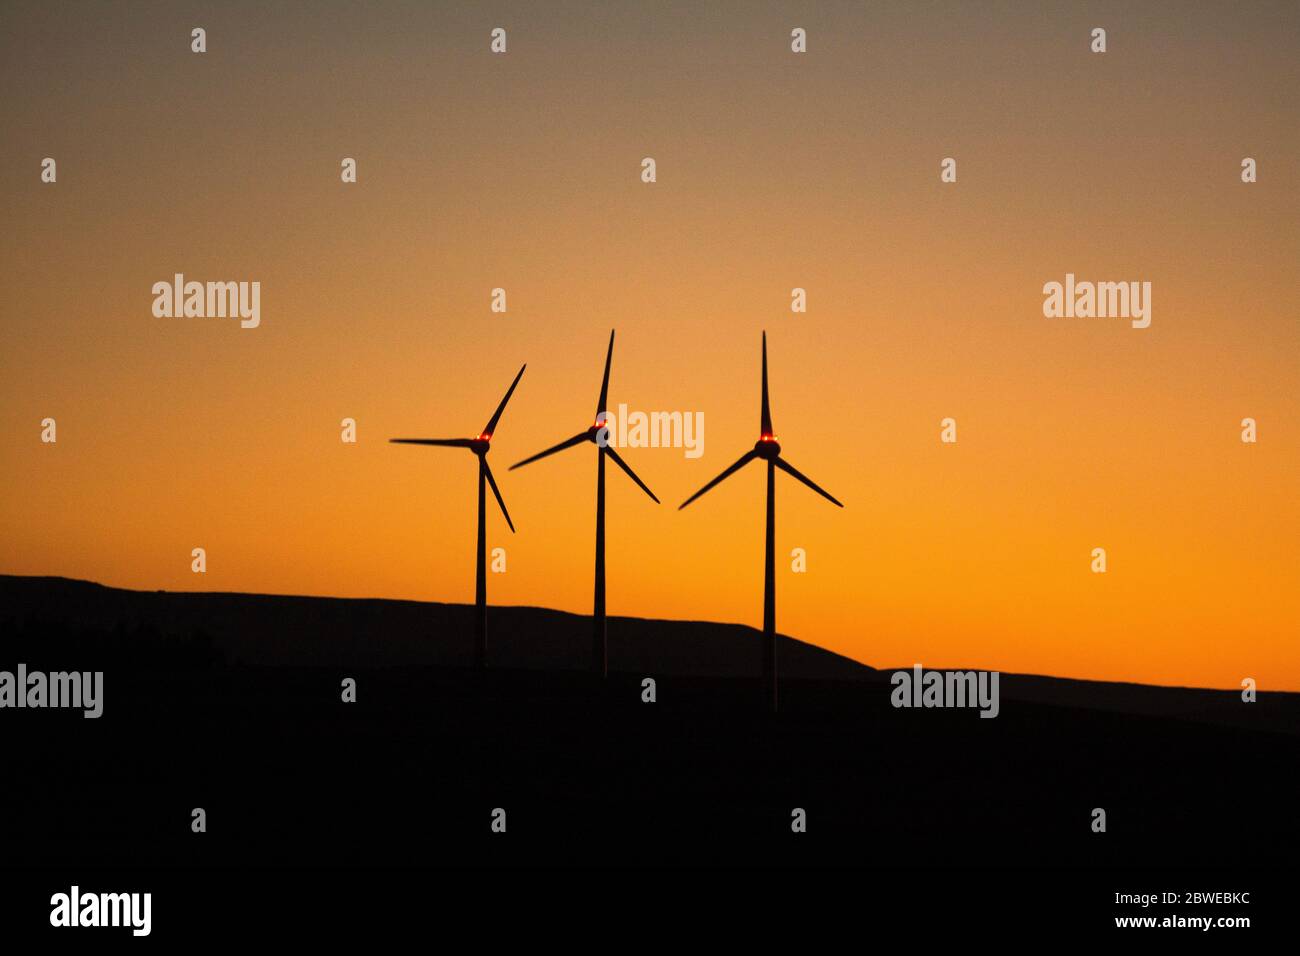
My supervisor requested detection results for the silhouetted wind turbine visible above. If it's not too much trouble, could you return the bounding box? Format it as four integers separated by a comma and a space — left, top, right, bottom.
391, 364, 525, 669
510, 330, 659, 676
678, 332, 842, 711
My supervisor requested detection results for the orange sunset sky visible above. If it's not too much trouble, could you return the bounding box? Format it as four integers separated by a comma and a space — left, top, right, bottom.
2, 1, 1297, 689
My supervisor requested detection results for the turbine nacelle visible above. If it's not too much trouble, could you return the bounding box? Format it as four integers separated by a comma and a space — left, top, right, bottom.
389, 362, 527, 534
678, 332, 842, 512
509, 330, 661, 505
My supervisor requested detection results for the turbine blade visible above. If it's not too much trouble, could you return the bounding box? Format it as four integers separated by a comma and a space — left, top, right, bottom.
760, 331, 773, 437
774, 456, 843, 508
483, 460, 515, 533
604, 446, 659, 503
678, 450, 757, 510
482, 363, 527, 438
389, 438, 474, 447
509, 431, 588, 470
595, 329, 615, 420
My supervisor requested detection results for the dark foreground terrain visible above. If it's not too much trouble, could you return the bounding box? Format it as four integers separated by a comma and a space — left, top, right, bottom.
3, 575, 1298, 868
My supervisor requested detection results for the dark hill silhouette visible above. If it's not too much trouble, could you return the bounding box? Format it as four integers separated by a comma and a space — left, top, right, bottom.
0, 574, 869, 679
3, 575, 1294, 735
2, 574, 1298, 868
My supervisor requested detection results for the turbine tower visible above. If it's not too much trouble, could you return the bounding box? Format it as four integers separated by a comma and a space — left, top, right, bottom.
510, 330, 659, 676
679, 332, 842, 711
391, 364, 526, 669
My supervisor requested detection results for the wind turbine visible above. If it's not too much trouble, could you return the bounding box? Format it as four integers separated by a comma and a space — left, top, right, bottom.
678, 332, 842, 711
510, 330, 659, 676
390, 364, 526, 669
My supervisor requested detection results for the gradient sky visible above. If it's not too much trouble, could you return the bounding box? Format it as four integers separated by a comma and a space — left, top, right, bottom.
2, 1, 1297, 689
